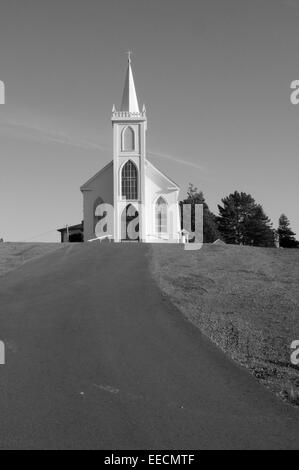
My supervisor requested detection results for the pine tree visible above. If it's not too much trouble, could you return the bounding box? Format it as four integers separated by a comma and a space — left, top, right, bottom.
277, 214, 298, 248
180, 183, 220, 243
217, 191, 275, 247
243, 205, 275, 247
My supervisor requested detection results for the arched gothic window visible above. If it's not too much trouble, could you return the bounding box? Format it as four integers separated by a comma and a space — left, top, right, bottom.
155, 197, 167, 234
121, 160, 138, 200
122, 126, 135, 152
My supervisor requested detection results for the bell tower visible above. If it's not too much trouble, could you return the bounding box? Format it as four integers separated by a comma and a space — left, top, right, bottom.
111, 53, 147, 242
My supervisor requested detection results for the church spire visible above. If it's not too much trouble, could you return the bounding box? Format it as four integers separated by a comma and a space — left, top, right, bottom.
120, 52, 140, 113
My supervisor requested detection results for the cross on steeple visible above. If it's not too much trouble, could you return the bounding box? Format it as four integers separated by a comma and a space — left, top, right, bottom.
126, 50, 132, 64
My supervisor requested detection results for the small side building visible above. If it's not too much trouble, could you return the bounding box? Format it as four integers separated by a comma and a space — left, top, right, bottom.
57, 222, 84, 243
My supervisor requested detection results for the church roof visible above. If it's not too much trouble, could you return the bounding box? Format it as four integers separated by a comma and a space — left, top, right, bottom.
80, 158, 180, 193
120, 54, 140, 113
80, 160, 113, 191
147, 160, 180, 190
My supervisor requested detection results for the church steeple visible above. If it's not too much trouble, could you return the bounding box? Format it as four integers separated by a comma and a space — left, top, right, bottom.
120, 52, 140, 113
111, 53, 147, 242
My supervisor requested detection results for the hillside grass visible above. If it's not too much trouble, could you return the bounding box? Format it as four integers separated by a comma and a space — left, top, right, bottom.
150, 244, 299, 405
0, 242, 63, 277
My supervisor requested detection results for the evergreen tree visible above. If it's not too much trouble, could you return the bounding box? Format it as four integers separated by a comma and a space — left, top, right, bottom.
243, 205, 275, 247
217, 191, 275, 247
180, 183, 220, 243
277, 214, 298, 248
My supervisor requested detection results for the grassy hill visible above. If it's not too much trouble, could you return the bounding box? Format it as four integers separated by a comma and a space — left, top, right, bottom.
150, 244, 299, 405
0, 242, 63, 277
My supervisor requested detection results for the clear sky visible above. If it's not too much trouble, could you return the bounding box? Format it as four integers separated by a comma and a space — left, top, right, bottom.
0, 0, 298, 242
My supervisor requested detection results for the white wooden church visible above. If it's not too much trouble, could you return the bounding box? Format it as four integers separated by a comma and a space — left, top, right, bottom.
80, 55, 181, 243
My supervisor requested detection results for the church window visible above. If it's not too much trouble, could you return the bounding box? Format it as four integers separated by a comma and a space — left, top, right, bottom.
121, 160, 138, 200
155, 197, 167, 234
122, 126, 135, 152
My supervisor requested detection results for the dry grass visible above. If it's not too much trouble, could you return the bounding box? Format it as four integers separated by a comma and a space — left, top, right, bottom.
149, 244, 299, 405
0, 242, 63, 277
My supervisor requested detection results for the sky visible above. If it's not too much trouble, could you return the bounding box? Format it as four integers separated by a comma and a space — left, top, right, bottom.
0, 0, 299, 242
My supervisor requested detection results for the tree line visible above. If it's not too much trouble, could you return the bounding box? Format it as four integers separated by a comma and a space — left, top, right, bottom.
180, 183, 298, 248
